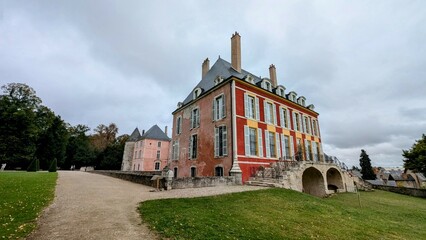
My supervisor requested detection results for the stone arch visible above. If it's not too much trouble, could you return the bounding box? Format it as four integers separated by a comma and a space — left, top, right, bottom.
302, 167, 326, 197
326, 167, 344, 192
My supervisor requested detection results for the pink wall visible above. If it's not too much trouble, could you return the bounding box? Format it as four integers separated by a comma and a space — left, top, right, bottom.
132, 138, 170, 171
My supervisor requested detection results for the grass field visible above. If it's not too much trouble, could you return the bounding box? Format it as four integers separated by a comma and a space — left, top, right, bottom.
139, 188, 426, 240
0, 172, 57, 239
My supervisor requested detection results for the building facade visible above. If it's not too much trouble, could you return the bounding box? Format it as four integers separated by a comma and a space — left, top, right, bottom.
121, 125, 170, 172
170, 32, 324, 183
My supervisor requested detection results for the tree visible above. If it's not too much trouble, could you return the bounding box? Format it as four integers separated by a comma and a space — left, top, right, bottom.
359, 149, 376, 180
0, 83, 41, 169
63, 124, 94, 169
403, 134, 426, 175
90, 123, 119, 151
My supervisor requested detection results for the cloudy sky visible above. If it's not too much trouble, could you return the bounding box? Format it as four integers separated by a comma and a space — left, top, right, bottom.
1, 1, 425, 168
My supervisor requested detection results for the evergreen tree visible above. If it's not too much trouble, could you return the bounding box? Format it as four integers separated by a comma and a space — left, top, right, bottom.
48, 158, 57, 172
403, 134, 426, 175
359, 149, 376, 180
27, 158, 40, 172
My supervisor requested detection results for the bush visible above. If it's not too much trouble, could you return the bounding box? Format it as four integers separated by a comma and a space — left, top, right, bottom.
27, 158, 39, 172
48, 158, 57, 172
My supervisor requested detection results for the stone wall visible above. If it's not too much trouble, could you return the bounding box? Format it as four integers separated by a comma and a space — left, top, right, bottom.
372, 185, 426, 198
172, 176, 236, 189
93, 170, 164, 188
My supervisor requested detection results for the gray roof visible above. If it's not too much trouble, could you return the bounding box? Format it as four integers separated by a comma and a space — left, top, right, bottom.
182, 57, 262, 105
140, 125, 170, 141
128, 128, 141, 142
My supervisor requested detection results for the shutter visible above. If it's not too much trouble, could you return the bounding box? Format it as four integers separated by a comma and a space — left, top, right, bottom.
281, 134, 286, 159
244, 126, 250, 156
264, 101, 268, 123
222, 95, 226, 118
273, 104, 277, 125
258, 128, 263, 157
196, 110, 200, 127
279, 107, 284, 128
286, 109, 290, 129
265, 130, 270, 158
301, 115, 305, 133
292, 112, 296, 131
290, 136, 294, 160
312, 141, 317, 161
212, 98, 216, 121
189, 136, 193, 159
190, 110, 193, 129
244, 93, 248, 118
214, 127, 219, 157
276, 133, 280, 159
304, 139, 309, 160
223, 127, 227, 155
255, 97, 260, 120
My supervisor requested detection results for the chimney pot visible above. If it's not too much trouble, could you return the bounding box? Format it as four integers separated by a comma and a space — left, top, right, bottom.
269, 64, 277, 88
202, 58, 210, 78
231, 32, 241, 73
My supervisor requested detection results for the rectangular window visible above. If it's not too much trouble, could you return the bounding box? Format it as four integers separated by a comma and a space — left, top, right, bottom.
191, 108, 200, 129
244, 126, 262, 157
213, 95, 226, 121
176, 117, 182, 135
189, 134, 198, 159
172, 140, 179, 160
304, 117, 310, 134
282, 135, 291, 159
269, 132, 276, 158
280, 107, 289, 128
154, 162, 160, 170
305, 140, 312, 161
294, 113, 300, 132
156, 150, 160, 160
214, 126, 228, 157
244, 94, 259, 120
173, 167, 178, 178
191, 167, 197, 177
249, 128, 257, 156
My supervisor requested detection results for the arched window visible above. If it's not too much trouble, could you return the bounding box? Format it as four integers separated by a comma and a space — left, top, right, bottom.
214, 76, 224, 85
245, 74, 255, 84
215, 166, 224, 177
193, 87, 202, 99
173, 167, 178, 178
261, 79, 272, 91
190, 167, 197, 177
154, 162, 160, 171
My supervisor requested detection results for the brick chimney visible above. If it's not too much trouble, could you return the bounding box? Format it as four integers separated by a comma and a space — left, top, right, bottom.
269, 64, 277, 87
231, 32, 241, 73
202, 58, 209, 78
164, 126, 168, 136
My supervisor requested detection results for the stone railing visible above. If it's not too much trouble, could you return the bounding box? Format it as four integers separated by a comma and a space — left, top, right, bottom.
371, 185, 426, 198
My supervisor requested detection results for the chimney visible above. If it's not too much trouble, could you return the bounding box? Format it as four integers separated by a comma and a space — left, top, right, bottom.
202, 58, 210, 78
164, 126, 168, 136
231, 32, 241, 73
142, 129, 145, 135
269, 64, 277, 87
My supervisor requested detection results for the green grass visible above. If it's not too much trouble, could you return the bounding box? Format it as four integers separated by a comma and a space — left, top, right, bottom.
0, 172, 57, 239
139, 188, 426, 240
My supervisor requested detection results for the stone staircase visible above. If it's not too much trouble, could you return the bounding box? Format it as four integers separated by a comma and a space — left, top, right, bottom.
246, 161, 302, 189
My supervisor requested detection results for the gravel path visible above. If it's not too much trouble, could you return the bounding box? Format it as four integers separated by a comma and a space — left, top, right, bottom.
27, 171, 265, 240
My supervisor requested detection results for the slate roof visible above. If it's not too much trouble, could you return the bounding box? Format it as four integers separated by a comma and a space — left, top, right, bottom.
182, 57, 262, 105
140, 125, 170, 141
128, 128, 141, 142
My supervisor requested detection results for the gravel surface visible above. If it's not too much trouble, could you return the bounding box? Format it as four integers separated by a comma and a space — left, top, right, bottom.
27, 171, 265, 240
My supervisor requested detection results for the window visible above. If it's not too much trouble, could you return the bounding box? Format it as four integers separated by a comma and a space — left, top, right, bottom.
316, 143, 321, 162
281, 135, 291, 159
134, 151, 137, 159
156, 150, 160, 160
214, 76, 223, 85
138, 150, 141, 159
137, 164, 140, 171
244, 126, 263, 157
244, 93, 259, 120
189, 134, 198, 159
265, 131, 276, 158
280, 107, 289, 128
190, 167, 197, 177
193, 88, 202, 99
133, 164, 135, 171
304, 117, 310, 134
294, 113, 301, 131
215, 166, 224, 177
276, 86, 286, 97
173, 167, 178, 178
264, 102, 276, 125
262, 79, 272, 91
154, 162, 160, 170
305, 140, 312, 161
176, 116, 182, 135
213, 95, 226, 121
215, 126, 227, 157
172, 140, 179, 160
245, 74, 255, 84
288, 91, 297, 102
191, 108, 200, 129
313, 120, 319, 136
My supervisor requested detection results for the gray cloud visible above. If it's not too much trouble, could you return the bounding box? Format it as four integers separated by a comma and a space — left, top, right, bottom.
1, 0, 425, 168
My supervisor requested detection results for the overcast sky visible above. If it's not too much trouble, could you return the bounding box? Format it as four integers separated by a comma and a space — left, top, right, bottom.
1, 1, 425, 168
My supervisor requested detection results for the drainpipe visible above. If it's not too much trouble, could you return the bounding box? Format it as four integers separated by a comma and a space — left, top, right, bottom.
230, 80, 242, 184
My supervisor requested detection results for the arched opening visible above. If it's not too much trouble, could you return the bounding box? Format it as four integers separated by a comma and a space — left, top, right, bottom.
215, 166, 224, 177
302, 167, 326, 197
326, 168, 344, 192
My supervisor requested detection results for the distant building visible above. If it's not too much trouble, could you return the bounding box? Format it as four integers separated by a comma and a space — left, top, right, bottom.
170, 32, 324, 183
121, 125, 170, 172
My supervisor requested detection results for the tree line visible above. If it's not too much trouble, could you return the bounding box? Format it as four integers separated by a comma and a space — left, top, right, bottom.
0, 83, 127, 171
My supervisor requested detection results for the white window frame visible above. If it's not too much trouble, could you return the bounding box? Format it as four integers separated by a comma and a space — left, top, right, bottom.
244, 93, 259, 120
172, 140, 179, 160
190, 107, 200, 129
213, 94, 226, 121
214, 126, 228, 157
264, 101, 276, 125
176, 116, 182, 135
154, 161, 160, 170
189, 134, 198, 159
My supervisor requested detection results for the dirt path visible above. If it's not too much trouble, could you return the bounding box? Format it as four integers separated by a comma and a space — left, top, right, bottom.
27, 171, 264, 240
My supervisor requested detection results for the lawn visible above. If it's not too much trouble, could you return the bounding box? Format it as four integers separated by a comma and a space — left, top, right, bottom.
139, 188, 426, 240
0, 172, 57, 239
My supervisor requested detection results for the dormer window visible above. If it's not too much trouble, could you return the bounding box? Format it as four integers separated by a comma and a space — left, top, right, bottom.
276, 86, 286, 97
261, 78, 272, 91
214, 76, 224, 86
297, 96, 306, 107
245, 74, 255, 84
307, 104, 315, 111
193, 87, 202, 99
177, 102, 183, 108
288, 91, 297, 102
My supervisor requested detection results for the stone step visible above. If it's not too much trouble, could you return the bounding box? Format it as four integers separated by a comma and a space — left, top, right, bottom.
246, 181, 278, 188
